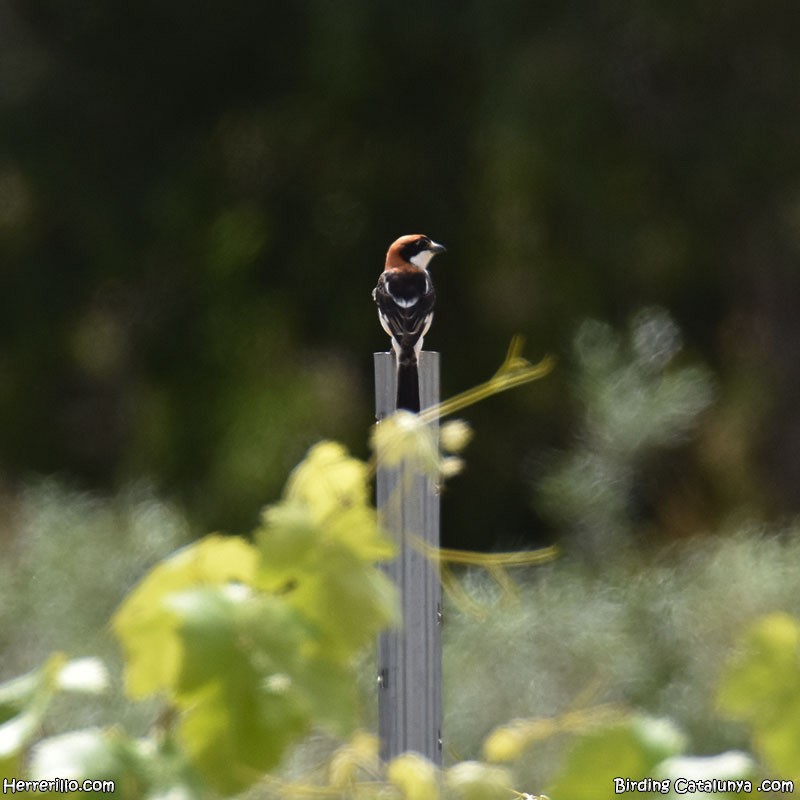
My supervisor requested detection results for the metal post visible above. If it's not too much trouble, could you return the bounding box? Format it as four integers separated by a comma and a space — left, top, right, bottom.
374, 351, 442, 764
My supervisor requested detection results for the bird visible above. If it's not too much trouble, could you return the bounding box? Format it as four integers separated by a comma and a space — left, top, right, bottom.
373, 234, 446, 412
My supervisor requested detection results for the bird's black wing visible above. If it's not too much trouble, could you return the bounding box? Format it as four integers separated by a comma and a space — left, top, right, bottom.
373, 269, 436, 356
373, 268, 436, 412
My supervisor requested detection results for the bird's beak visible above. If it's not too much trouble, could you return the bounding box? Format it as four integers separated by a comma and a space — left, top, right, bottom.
429, 241, 447, 254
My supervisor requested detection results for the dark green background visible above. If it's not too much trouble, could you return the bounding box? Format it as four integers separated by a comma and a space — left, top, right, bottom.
2, 1, 798, 548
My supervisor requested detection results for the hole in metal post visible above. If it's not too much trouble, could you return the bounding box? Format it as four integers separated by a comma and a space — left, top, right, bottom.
377, 668, 389, 690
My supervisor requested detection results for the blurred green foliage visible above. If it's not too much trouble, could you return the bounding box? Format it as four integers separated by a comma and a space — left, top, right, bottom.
444, 528, 800, 789
717, 613, 800, 782
2, 441, 398, 796
544, 716, 687, 800
1, 1, 799, 544
3, 488, 800, 796
110, 442, 396, 794
1, 403, 799, 796
0, 481, 188, 733
536, 307, 714, 559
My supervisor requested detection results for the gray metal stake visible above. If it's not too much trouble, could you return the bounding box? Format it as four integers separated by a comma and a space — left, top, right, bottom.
374, 351, 442, 764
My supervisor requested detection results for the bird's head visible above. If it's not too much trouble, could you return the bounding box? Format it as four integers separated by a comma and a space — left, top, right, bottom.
386, 234, 446, 270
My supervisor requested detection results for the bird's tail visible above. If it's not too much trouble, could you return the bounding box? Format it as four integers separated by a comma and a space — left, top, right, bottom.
396, 351, 420, 413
